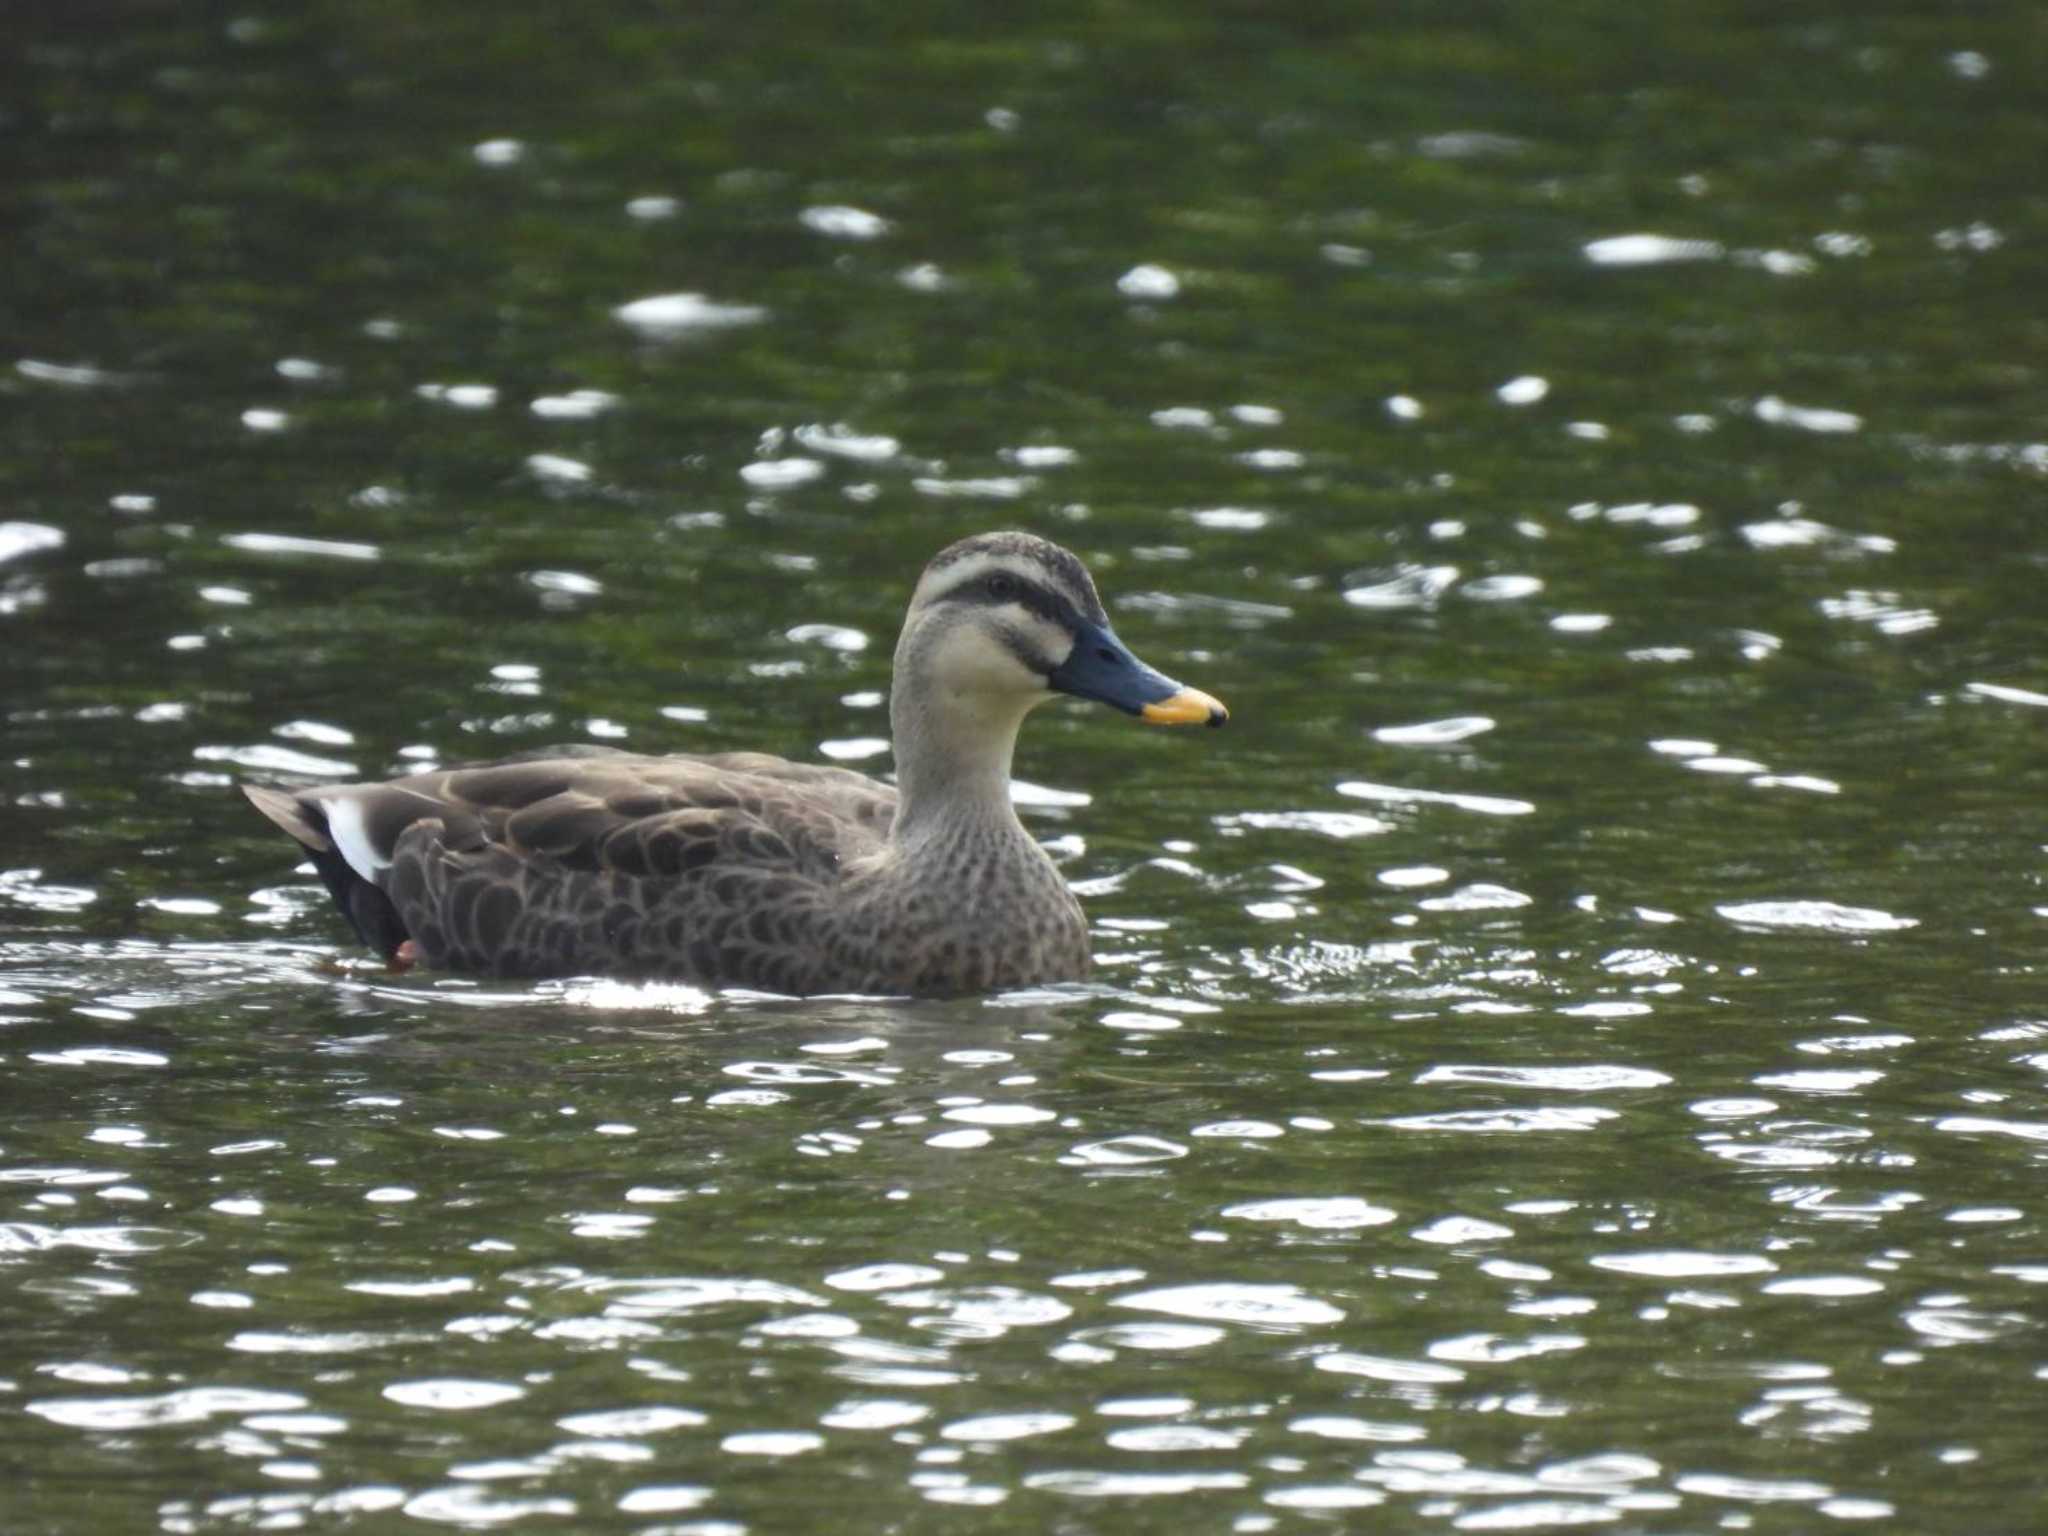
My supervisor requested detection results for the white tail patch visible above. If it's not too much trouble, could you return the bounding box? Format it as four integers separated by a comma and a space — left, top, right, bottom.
319, 795, 391, 883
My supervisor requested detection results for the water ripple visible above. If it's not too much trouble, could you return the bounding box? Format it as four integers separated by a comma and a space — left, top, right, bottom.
1311, 1352, 1465, 1384
1590, 1252, 1777, 1279
29, 1386, 305, 1430
581, 1277, 825, 1316
613, 291, 768, 335
1342, 564, 1461, 610
1026, 1469, 1249, 1498
1062, 1136, 1187, 1167
1383, 1108, 1619, 1134
1337, 781, 1537, 817
1222, 1196, 1397, 1230
1112, 1283, 1343, 1331
1716, 901, 1918, 934
1419, 1065, 1670, 1091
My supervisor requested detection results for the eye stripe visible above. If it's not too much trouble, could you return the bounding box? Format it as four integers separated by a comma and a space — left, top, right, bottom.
995, 622, 1061, 677
919, 533, 1110, 625
934, 571, 1084, 633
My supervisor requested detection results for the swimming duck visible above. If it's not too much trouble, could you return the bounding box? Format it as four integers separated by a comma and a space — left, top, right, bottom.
242, 531, 1226, 995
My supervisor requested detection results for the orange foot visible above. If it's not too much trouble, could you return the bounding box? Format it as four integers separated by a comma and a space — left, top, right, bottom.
389, 939, 421, 973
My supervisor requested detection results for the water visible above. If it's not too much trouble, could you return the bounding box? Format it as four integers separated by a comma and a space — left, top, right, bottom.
6, 3, 2047, 1530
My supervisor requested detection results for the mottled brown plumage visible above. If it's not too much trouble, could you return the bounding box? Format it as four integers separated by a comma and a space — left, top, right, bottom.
241, 531, 1226, 995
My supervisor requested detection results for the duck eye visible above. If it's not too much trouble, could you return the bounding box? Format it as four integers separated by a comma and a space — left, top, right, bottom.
985, 572, 1019, 601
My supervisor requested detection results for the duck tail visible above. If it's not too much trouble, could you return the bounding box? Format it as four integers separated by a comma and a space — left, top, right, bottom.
241, 784, 332, 851
239, 784, 412, 963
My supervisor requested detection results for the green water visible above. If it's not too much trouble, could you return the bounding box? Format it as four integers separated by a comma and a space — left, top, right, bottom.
5, 3, 2047, 1531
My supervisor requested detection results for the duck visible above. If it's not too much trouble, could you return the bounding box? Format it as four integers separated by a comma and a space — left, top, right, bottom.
241, 530, 1227, 996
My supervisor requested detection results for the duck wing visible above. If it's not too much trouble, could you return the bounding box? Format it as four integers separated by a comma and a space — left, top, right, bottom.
243, 751, 897, 987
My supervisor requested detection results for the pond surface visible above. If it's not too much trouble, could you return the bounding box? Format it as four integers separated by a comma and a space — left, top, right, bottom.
6, 3, 2047, 1531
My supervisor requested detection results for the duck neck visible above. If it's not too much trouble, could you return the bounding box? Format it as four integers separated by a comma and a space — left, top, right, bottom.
887, 683, 1038, 853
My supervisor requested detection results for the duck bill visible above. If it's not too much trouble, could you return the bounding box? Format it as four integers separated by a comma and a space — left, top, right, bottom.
1048, 621, 1229, 728
1139, 686, 1229, 727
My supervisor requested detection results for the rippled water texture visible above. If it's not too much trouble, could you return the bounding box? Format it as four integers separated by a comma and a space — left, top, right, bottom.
6, 4, 2047, 1531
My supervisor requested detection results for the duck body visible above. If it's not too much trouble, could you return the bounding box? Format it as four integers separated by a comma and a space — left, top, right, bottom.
246, 747, 1087, 994
242, 531, 1225, 996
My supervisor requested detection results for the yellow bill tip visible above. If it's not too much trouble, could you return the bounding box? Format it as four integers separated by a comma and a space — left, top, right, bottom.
1141, 686, 1229, 727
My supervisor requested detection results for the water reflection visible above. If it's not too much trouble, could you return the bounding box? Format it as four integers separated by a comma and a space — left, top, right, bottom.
3, 916, 1999, 1531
